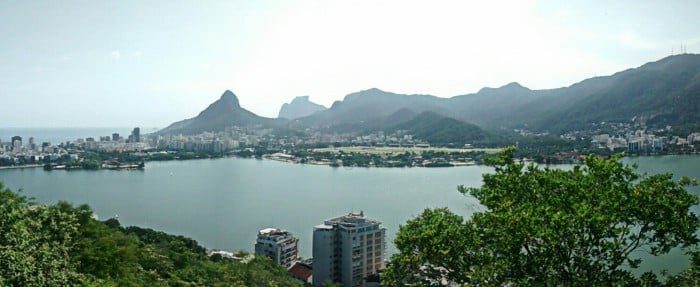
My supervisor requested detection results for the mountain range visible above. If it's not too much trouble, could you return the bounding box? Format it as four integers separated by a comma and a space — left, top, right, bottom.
157, 54, 700, 141
298, 54, 700, 132
277, 96, 327, 119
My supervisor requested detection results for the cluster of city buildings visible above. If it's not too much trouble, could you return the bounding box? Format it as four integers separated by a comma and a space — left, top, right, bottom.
153, 132, 241, 153
556, 121, 699, 153
151, 128, 432, 154
0, 135, 70, 165
251, 211, 386, 287
2, 122, 444, 167
1, 125, 435, 169
1, 136, 52, 154
0, 128, 147, 166
81, 128, 148, 152
330, 130, 430, 147
149, 126, 302, 154
590, 129, 700, 153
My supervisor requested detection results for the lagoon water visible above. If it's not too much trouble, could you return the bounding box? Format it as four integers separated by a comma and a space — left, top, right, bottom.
1, 155, 698, 275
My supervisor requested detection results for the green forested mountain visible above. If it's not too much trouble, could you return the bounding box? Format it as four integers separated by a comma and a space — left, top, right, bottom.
290, 84, 540, 130
387, 111, 491, 145
312, 108, 419, 134
532, 54, 700, 132
298, 54, 700, 133
0, 182, 303, 286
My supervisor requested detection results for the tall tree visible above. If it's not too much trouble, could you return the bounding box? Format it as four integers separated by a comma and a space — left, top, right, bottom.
0, 183, 81, 286
384, 147, 699, 286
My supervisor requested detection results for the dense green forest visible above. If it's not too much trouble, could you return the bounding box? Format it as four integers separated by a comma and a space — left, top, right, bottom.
0, 182, 304, 286
387, 111, 492, 145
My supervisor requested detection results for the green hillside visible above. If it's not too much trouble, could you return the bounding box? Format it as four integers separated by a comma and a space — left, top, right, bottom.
300, 54, 700, 134
534, 54, 700, 132
388, 111, 491, 145
0, 182, 303, 286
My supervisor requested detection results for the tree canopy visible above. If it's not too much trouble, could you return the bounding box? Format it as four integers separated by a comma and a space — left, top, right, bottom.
384, 147, 700, 286
0, 182, 304, 287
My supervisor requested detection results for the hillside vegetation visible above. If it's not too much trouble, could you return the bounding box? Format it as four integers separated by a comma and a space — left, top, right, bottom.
0, 182, 303, 286
387, 111, 492, 145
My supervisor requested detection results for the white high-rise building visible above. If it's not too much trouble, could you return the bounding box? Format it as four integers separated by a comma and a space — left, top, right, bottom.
254, 228, 299, 268
313, 211, 386, 287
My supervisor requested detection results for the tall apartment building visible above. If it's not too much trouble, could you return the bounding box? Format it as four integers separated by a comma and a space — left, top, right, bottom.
254, 228, 299, 268
131, 127, 141, 143
11, 136, 22, 151
313, 211, 386, 287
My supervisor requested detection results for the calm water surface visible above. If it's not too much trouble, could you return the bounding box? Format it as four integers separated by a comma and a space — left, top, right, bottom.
0, 155, 698, 275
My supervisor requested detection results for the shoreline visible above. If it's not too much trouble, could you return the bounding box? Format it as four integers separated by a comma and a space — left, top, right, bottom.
2, 152, 698, 172
0, 164, 43, 170
259, 152, 700, 168
262, 156, 479, 168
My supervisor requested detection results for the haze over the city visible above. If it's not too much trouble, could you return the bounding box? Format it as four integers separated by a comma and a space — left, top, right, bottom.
1, 0, 699, 127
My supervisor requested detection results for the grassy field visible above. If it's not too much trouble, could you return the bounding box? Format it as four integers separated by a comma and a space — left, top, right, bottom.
312, 146, 503, 155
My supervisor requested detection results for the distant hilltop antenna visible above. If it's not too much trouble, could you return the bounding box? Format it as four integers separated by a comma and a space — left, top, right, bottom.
674, 44, 688, 55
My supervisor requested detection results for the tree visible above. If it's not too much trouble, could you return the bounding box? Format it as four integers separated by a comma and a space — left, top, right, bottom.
0, 182, 305, 286
0, 183, 81, 286
663, 249, 700, 286
384, 147, 699, 286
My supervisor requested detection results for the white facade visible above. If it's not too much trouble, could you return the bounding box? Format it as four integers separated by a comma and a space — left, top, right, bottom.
254, 228, 299, 268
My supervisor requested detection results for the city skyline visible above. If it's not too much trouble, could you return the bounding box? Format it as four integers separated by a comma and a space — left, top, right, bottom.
2, 0, 700, 127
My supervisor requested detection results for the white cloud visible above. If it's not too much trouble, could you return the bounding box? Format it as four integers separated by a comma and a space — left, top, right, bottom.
111, 50, 121, 59
132, 51, 143, 57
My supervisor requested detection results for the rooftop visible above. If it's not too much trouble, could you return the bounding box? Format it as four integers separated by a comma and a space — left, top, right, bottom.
288, 261, 312, 281
257, 228, 297, 242
325, 211, 382, 228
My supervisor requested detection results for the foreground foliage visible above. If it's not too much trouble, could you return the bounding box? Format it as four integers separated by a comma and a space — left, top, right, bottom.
384, 147, 700, 286
0, 182, 303, 287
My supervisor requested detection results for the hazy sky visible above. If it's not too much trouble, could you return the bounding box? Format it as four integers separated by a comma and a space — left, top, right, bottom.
1, 0, 699, 128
